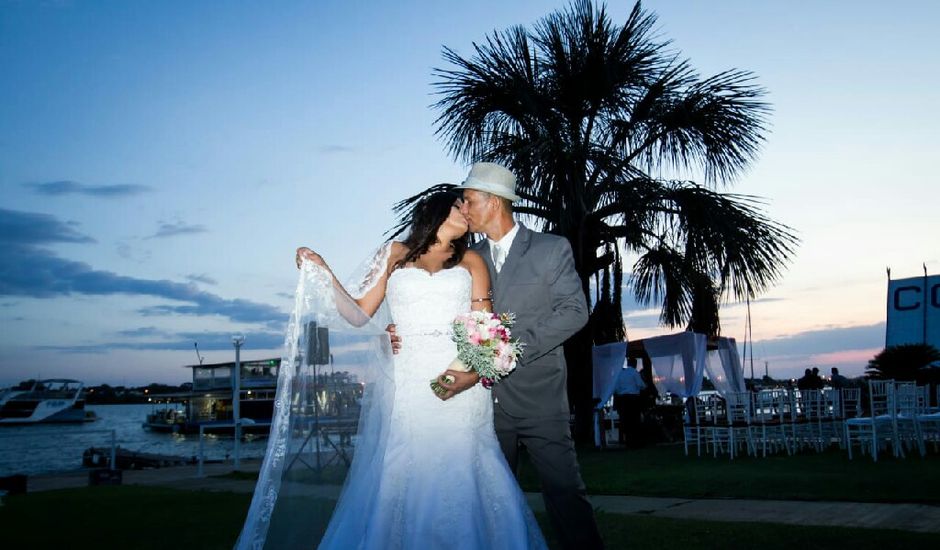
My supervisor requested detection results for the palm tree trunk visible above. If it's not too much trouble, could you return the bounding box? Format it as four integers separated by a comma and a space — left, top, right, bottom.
565, 325, 596, 443
564, 227, 604, 443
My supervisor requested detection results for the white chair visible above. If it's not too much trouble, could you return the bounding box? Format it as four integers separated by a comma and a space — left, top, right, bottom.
832, 387, 861, 448
710, 392, 755, 459
682, 396, 708, 457
817, 388, 844, 449
845, 379, 900, 461
915, 385, 940, 455
790, 389, 826, 452
894, 382, 922, 457
839, 387, 862, 419
752, 389, 791, 457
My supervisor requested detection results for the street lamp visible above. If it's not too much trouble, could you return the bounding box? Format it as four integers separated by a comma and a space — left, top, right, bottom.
232, 334, 245, 470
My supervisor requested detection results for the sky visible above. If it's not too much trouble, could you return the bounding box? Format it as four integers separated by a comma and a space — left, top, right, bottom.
1, 0, 938, 386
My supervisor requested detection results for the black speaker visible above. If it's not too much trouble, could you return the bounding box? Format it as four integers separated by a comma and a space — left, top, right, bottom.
305, 321, 330, 365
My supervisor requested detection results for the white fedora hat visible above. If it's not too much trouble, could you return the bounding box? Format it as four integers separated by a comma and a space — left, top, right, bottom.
455, 162, 521, 203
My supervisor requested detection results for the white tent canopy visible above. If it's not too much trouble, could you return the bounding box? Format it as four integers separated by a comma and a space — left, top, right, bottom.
592, 341, 627, 407
589, 333, 746, 447
704, 337, 747, 398
644, 332, 707, 398
591, 341, 627, 448
642, 332, 745, 399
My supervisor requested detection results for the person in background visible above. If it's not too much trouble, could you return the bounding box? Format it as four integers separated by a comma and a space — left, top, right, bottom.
830, 367, 850, 389
796, 368, 813, 390
810, 367, 825, 390
613, 358, 647, 448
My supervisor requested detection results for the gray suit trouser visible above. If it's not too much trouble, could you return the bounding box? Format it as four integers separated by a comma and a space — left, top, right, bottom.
494, 405, 604, 550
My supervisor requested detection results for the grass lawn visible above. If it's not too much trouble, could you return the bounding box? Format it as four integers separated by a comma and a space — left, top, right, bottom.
518, 443, 940, 503
216, 443, 940, 504
2, 486, 938, 549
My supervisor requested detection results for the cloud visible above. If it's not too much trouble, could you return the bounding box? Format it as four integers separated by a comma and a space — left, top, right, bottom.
24, 180, 151, 198
115, 326, 167, 338
752, 322, 885, 357
138, 299, 284, 328
186, 273, 218, 286
116, 241, 151, 262
724, 297, 785, 308
810, 348, 881, 365
0, 208, 95, 245
739, 323, 887, 378
0, 210, 283, 326
623, 312, 664, 330
149, 221, 208, 239
39, 330, 284, 354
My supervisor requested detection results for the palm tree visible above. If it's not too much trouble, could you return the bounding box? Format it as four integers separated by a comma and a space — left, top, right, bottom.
400, 1, 798, 436
866, 344, 940, 383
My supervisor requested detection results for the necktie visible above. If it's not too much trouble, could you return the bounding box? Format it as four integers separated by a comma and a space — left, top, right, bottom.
492, 243, 506, 273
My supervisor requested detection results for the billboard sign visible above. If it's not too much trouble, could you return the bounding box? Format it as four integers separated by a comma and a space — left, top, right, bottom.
886, 274, 940, 349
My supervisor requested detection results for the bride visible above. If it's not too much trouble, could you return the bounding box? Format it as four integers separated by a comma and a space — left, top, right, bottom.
236, 189, 546, 549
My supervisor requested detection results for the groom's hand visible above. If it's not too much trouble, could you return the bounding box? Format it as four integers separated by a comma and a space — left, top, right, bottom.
385, 324, 401, 354
435, 370, 480, 401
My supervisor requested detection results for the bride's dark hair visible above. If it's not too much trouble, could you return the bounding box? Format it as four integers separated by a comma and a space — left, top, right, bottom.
394, 189, 467, 270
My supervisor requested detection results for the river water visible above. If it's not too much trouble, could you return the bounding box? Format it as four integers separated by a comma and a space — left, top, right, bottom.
0, 403, 269, 476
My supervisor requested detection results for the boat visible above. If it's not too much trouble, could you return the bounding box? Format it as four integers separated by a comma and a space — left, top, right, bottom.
143, 358, 282, 435
0, 386, 27, 408
0, 379, 97, 425
142, 358, 362, 437
141, 407, 188, 433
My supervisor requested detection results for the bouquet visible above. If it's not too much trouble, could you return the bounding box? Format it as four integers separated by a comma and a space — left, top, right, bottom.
430, 310, 524, 397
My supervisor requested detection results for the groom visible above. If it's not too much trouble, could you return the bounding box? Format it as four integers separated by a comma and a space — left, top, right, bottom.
438, 162, 604, 549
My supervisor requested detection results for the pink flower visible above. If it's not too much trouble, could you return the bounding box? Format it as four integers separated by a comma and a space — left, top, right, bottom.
448, 309, 522, 392
495, 341, 515, 371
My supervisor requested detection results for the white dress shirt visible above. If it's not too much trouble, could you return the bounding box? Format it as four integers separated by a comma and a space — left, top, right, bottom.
488, 222, 519, 273
613, 366, 646, 396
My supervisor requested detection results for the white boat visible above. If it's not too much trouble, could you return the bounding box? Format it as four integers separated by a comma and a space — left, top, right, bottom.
0, 387, 28, 408
0, 379, 96, 424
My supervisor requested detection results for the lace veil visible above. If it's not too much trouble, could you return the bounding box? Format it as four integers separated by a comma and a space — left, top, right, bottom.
235, 243, 394, 549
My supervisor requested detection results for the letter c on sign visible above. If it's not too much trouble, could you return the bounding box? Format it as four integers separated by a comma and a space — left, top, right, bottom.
894, 286, 921, 311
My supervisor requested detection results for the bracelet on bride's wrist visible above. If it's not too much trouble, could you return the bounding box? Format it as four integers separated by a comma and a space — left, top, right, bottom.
471, 297, 492, 303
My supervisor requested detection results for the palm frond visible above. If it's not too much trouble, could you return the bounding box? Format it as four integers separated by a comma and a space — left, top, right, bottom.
423, 0, 796, 336
660, 182, 799, 299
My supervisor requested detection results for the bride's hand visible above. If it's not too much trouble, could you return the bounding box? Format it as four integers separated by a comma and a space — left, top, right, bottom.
435, 369, 480, 401
296, 247, 327, 269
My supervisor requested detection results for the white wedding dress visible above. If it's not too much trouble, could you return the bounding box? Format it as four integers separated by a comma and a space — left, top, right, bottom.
234, 252, 546, 550
318, 265, 546, 549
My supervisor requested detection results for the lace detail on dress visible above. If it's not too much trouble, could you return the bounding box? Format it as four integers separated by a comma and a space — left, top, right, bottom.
236, 256, 395, 550
236, 262, 330, 550
345, 242, 393, 300
386, 266, 471, 335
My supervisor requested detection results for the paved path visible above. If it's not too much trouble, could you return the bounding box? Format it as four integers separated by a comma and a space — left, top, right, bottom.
22, 460, 940, 534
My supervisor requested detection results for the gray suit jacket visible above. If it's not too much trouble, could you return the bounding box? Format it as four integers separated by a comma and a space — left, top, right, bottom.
473, 224, 589, 418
